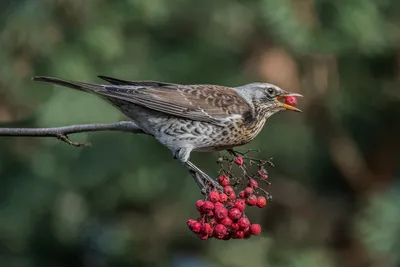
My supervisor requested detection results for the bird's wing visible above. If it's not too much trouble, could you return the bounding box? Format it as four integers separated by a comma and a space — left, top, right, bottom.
101, 84, 254, 124
97, 75, 177, 87
32, 76, 253, 124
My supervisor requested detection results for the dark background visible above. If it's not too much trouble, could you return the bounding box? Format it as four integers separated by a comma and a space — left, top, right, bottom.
0, 1, 400, 267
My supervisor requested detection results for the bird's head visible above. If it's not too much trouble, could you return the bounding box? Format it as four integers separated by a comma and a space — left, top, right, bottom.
235, 82, 302, 115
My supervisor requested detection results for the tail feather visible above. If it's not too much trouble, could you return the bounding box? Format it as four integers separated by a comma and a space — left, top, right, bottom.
32, 76, 105, 93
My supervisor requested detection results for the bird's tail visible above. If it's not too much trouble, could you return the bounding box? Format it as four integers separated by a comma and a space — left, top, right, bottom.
32, 76, 106, 93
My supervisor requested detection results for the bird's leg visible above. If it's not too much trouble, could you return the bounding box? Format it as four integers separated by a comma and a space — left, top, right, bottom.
188, 169, 207, 194
227, 149, 239, 157
173, 147, 222, 192
189, 170, 206, 191
185, 160, 223, 191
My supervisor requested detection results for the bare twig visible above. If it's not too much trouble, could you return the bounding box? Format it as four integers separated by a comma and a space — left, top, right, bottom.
0, 121, 147, 146
0, 121, 218, 192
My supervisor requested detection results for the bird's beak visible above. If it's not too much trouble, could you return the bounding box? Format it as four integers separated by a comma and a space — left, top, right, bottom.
276, 93, 303, 112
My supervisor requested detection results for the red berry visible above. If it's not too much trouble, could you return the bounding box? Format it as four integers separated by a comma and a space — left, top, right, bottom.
201, 223, 213, 235
191, 222, 202, 233
187, 219, 197, 229
256, 196, 267, 208
239, 190, 246, 199
250, 224, 262, 235
214, 224, 227, 237
208, 190, 220, 203
220, 216, 233, 227
234, 199, 246, 211
228, 192, 236, 201
224, 186, 234, 196
234, 230, 245, 239
215, 207, 228, 220
209, 218, 216, 226
246, 194, 257, 206
257, 169, 268, 180
219, 193, 228, 202
218, 175, 230, 186
214, 202, 225, 210
234, 156, 244, 166
285, 95, 297, 106
205, 210, 214, 217
202, 201, 214, 211
226, 201, 234, 207
198, 232, 209, 240
196, 200, 205, 212
228, 208, 242, 221
231, 223, 240, 232
238, 217, 250, 230
245, 187, 254, 196
248, 179, 258, 188
196, 217, 205, 223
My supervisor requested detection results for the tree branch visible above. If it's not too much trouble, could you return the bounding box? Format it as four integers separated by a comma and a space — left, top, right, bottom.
0, 120, 211, 193
0, 121, 147, 147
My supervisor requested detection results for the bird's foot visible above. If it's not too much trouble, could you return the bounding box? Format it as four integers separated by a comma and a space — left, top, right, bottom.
201, 173, 223, 192
188, 170, 207, 195
185, 161, 223, 192
173, 148, 222, 192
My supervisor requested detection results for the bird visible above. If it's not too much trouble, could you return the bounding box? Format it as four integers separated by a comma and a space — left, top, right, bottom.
32, 75, 302, 191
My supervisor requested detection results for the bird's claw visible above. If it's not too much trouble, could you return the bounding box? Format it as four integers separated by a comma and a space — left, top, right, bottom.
185, 160, 223, 193
189, 169, 222, 194
199, 174, 223, 193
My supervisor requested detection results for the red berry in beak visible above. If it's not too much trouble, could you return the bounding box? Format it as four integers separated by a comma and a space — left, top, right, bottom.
285, 95, 297, 106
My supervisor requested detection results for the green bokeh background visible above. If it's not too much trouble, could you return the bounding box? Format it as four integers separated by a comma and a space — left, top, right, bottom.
1, 1, 400, 267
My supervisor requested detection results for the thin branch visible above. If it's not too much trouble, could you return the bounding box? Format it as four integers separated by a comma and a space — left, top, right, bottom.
0, 120, 215, 192
0, 121, 147, 146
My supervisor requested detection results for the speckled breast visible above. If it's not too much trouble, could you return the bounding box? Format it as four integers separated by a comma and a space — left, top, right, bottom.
194, 117, 267, 152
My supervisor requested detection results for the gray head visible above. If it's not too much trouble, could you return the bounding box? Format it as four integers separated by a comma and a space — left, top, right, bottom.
233, 82, 302, 114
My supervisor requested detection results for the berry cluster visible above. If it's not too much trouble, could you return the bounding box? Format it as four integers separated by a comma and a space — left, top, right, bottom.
187, 166, 270, 240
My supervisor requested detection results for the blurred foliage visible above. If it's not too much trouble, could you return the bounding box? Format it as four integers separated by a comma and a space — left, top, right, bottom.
0, 0, 400, 267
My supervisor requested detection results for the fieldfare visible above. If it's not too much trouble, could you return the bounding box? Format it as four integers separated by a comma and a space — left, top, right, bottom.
32, 75, 302, 190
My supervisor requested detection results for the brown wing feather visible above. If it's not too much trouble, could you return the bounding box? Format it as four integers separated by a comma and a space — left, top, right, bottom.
100, 84, 253, 123
97, 75, 177, 87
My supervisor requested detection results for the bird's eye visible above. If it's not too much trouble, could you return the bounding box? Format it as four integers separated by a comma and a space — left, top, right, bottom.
266, 87, 275, 96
